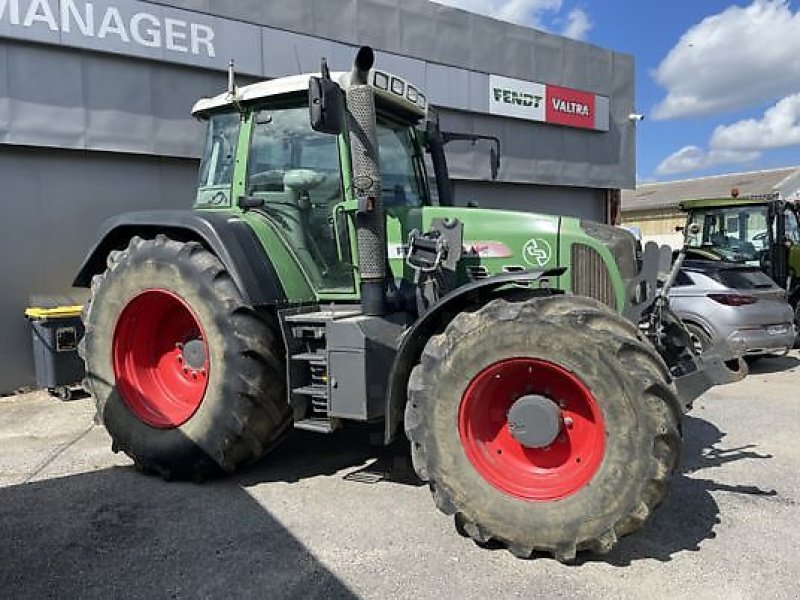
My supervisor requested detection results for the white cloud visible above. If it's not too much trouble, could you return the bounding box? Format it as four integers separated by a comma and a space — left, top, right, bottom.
655, 145, 760, 176
562, 8, 591, 40
654, 91, 800, 176
652, 1, 800, 120
430, 0, 592, 38
710, 93, 800, 150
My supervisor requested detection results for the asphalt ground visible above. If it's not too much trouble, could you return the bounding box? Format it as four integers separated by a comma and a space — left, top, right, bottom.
1, 352, 799, 600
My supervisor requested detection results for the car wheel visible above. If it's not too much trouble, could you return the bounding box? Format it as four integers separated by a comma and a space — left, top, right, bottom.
684, 323, 712, 354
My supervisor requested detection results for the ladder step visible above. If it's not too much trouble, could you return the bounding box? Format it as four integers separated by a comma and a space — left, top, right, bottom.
291, 326, 325, 339
291, 352, 327, 364
292, 384, 328, 398
285, 309, 362, 323
294, 418, 339, 434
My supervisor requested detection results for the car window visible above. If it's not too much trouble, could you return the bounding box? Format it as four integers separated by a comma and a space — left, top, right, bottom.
673, 270, 694, 287
711, 268, 776, 290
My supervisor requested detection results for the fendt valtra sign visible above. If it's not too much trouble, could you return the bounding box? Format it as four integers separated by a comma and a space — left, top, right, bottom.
489, 74, 610, 131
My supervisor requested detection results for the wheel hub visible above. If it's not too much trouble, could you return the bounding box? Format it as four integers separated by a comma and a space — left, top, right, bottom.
507, 394, 562, 448
181, 338, 207, 370
458, 357, 605, 501
112, 289, 210, 429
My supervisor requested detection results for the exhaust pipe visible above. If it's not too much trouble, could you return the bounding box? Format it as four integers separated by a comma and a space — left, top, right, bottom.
346, 46, 386, 316
351, 46, 374, 86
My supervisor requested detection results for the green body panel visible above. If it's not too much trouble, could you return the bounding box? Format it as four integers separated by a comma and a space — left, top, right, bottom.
238, 210, 316, 303
791, 247, 800, 279
384, 206, 627, 310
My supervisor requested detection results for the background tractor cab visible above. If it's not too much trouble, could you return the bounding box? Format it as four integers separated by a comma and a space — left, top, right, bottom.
680, 192, 800, 325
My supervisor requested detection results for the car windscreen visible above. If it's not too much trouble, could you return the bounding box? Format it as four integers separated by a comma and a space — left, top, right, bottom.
708, 267, 776, 290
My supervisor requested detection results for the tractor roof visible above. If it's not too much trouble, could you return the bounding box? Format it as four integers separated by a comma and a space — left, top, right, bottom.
192, 69, 427, 119
679, 195, 779, 211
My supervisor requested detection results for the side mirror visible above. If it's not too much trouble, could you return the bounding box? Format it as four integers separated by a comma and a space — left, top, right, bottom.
309, 76, 343, 135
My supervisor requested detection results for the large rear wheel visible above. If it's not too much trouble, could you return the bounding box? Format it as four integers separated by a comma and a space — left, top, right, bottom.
405, 295, 682, 561
80, 235, 291, 480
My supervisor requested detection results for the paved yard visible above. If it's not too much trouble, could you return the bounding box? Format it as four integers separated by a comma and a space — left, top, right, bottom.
1, 353, 798, 599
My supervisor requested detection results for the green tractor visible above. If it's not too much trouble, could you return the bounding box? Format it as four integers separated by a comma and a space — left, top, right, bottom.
680, 194, 800, 327
74, 47, 741, 561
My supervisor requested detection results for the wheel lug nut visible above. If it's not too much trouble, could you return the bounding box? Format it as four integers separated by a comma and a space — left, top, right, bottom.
176, 342, 183, 350
177, 355, 183, 363
563, 417, 574, 428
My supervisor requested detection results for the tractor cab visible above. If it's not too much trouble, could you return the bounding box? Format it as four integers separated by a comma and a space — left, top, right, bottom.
191, 65, 432, 296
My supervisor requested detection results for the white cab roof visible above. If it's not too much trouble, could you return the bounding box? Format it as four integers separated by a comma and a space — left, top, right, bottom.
191, 70, 427, 119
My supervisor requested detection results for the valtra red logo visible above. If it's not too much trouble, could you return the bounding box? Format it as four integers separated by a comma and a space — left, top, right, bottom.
545, 85, 595, 129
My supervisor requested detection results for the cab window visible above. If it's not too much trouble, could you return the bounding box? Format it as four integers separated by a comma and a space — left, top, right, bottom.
196, 112, 240, 206
377, 119, 427, 208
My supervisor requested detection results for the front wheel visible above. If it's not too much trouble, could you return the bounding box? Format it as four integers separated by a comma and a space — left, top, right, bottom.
405, 295, 682, 562
80, 235, 291, 480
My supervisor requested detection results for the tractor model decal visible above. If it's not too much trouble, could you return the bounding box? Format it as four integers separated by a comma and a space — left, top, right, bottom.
522, 238, 552, 267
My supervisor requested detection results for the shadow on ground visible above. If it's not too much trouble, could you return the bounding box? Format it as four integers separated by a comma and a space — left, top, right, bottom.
237, 426, 422, 488
0, 464, 359, 599
745, 354, 800, 375
0, 412, 780, 592
574, 413, 777, 566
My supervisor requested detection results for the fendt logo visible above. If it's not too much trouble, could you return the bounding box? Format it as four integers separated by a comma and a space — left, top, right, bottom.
492, 88, 543, 108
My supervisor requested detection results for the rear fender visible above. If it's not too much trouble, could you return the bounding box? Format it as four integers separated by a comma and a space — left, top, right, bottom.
73, 210, 286, 306
383, 268, 565, 444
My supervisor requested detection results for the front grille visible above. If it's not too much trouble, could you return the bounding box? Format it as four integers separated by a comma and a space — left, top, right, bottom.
579, 220, 638, 281
571, 243, 617, 309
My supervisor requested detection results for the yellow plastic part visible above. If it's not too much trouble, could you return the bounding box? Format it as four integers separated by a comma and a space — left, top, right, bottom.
24, 305, 83, 319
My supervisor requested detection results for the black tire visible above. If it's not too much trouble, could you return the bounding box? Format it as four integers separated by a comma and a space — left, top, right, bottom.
684, 322, 712, 355
405, 295, 682, 562
80, 235, 291, 480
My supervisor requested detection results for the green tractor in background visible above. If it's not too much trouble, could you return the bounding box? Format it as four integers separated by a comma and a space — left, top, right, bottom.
681, 193, 800, 328
74, 47, 741, 562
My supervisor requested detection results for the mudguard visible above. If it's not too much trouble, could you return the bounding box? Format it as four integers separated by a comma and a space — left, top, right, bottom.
73, 210, 286, 306
383, 268, 565, 444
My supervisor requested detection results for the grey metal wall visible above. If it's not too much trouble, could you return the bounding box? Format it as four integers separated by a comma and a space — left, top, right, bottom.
452, 181, 606, 222
1, 0, 635, 187
0, 0, 635, 392
0, 145, 198, 392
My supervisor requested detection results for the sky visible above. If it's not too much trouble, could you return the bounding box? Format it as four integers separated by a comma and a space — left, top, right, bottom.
431, 0, 800, 184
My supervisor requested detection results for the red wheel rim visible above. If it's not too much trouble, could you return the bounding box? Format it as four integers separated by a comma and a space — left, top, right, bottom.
112, 289, 210, 429
458, 358, 605, 501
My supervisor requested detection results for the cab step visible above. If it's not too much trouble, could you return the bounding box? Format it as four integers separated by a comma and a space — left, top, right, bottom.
294, 417, 340, 434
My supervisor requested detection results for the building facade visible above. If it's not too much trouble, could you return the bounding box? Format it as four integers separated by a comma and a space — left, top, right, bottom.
0, 0, 636, 392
